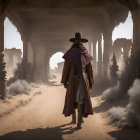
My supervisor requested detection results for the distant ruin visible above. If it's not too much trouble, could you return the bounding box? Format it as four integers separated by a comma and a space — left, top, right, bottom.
4, 48, 22, 78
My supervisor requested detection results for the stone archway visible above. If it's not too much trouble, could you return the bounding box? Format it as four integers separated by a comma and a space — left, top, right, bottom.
4, 17, 23, 79
0, 0, 138, 99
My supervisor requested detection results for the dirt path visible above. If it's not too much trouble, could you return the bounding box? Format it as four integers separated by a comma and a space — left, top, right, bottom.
0, 81, 139, 140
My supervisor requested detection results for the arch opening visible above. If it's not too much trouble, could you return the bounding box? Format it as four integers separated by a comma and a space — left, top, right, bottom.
49, 52, 64, 81
112, 11, 133, 42
4, 17, 23, 80
112, 12, 133, 70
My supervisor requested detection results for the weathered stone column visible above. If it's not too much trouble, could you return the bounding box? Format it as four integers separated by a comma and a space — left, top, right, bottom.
103, 30, 113, 79
23, 38, 28, 63
97, 34, 102, 78
88, 41, 92, 54
131, 9, 140, 59
22, 37, 28, 79
32, 46, 49, 82
92, 41, 97, 74
0, 17, 4, 52
130, 9, 140, 78
45, 54, 50, 82
33, 46, 38, 81
0, 17, 6, 99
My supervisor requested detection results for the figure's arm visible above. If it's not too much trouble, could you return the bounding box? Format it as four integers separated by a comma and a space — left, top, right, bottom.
61, 60, 70, 88
86, 62, 94, 89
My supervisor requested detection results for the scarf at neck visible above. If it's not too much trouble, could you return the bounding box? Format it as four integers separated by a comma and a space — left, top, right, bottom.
62, 43, 93, 68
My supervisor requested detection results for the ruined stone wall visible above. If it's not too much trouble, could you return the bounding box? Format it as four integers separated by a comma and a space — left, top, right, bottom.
4, 48, 22, 79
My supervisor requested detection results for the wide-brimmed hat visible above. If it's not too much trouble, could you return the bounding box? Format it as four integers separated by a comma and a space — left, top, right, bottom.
69, 32, 88, 43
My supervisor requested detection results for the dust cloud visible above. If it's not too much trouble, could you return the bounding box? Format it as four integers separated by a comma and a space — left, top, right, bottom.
108, 79, 140, 128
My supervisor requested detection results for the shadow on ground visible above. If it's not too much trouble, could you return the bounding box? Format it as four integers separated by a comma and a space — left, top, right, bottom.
93, 97, 129, 113
90, 88, 102, 97
91, 86, 109, 98
46, 81, 63, 86
0, 123, 78, 140
108, 128, 140, 140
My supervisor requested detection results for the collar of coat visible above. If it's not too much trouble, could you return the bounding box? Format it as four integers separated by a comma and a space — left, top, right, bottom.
62, 43, 93, 68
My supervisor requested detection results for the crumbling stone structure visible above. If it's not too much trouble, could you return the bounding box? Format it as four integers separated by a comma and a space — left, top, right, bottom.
113, 38, 132, 61
4, 48, 22, 69
0, 0, 139, 98
0, 16, 6, 99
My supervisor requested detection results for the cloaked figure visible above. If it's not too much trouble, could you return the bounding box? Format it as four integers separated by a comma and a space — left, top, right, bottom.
61, 32, 94, 129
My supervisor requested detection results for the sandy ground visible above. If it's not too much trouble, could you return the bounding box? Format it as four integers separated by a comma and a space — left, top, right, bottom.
0, 77, 140, 140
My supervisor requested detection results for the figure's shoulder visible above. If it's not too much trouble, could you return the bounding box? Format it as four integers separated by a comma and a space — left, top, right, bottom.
63, 48, 72, 56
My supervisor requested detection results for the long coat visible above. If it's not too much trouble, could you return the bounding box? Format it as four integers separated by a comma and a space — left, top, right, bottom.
61, 60, 94, 117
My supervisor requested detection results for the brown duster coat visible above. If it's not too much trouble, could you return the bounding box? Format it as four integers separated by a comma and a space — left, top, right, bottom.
61, 60, 94, 117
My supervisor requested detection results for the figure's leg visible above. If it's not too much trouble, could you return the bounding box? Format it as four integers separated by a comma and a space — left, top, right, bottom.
71, 110, 76, 124
77, 103, 84, 129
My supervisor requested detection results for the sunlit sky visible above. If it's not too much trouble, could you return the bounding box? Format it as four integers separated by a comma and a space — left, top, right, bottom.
4, 12, 133, 69
49, 52, 64, 69
4, 18, 23, 52
112, 12, 133, 42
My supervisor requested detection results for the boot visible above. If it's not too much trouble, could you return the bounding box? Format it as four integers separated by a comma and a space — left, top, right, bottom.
71, 110, 76, 124
77, 103, 84, 129
77, 117, 82, 129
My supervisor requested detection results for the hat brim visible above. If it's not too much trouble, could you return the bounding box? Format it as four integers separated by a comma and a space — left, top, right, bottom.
69, 38, 88, 43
